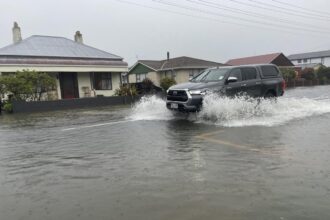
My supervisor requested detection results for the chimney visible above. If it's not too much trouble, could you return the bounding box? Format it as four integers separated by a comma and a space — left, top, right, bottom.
74, 31, 83, 44
12, 22, 22, 44
167, 51, 170, 61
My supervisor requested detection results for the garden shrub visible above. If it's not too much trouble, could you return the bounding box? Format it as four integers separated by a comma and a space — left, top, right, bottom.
160, 77, 176, 91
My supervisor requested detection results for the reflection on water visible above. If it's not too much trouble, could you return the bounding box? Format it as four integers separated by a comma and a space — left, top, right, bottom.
0, 86, 330, 220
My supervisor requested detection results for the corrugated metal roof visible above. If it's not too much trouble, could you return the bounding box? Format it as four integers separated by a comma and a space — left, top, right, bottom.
288, 50, 330, 60
0, 56, 127, 66
0, 35, 122, 60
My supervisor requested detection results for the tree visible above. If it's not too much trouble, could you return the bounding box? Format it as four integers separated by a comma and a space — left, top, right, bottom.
279, 67, 296, 81
317, 65, 330, 80
301, 68, 316, 80
160, 77, 176, 91
0, 70, 56, 101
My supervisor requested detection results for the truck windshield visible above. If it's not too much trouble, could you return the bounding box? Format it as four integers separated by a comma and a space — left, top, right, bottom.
191, 69, 229, 82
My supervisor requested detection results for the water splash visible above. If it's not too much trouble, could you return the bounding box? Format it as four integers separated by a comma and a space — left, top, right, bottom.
128, 96, 174, 121
128, 91, 330, 127
199, 93, 330, 127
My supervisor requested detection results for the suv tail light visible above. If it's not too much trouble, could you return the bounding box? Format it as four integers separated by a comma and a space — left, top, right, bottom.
281, 79, 286, 91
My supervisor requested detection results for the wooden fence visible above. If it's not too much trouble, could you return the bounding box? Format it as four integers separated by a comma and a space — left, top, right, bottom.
286, 79, 329, 88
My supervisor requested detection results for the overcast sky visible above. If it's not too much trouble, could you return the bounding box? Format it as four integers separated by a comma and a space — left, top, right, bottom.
1, 0, 330, 65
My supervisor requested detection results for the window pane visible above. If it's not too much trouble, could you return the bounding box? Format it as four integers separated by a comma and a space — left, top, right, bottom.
93, 73, 112, 90
229, 68, 242, 82
136, 73, 147, 82
241, 67, 257, 80
261, 66, 279, 77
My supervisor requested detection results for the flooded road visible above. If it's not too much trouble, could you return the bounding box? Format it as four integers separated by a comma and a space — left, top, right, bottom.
1, 86, 330, 220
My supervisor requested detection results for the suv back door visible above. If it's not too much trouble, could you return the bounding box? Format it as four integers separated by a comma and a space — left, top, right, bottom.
240, 67, 262, 97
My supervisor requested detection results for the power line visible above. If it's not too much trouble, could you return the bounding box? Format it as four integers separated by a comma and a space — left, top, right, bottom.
271, 0, 330, 17
225, 0, 330, 22
192, 0, 327, 31
152, 0, 330, 34
113, 0, 328, 37
248, 0, 330, 19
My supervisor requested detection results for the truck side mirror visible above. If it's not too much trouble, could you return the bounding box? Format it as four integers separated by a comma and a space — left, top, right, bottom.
227, 76, 238, 83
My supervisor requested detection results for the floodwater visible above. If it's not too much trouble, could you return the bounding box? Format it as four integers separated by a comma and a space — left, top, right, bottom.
1, 86, 330, 220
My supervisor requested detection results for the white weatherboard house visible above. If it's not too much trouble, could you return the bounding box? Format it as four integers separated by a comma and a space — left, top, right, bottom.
0, 23, 128, 100
288, 50, 330, 69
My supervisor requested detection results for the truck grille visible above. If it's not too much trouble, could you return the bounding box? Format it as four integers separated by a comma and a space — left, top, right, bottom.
167, 90, 188, 102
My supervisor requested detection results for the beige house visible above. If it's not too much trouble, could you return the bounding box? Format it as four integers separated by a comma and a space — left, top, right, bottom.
0, 22, 128, 100
128, 55, 225, 87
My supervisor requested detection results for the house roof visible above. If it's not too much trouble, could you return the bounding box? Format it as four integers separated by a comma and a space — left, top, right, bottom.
136, 60, 163, 70
288, 50, 330, 60
0, 35, 123, 60
131, 56, 224, 72
226, 53, 283, 66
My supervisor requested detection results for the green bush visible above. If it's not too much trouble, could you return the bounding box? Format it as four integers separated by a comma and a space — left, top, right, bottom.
3, 102, 13, 113
279, 67, 296, 81
301, 68, 316, 80
114, 85, 137, 96
160, 77, 176, 91
141, 78, 155, 93
317, 65, 330, 80
0, 70, 56, 101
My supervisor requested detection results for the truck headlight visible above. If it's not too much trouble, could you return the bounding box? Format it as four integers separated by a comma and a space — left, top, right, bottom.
189, 90, 207, 95
189, 90, 202, 95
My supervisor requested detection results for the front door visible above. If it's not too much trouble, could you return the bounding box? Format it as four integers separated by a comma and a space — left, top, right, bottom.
225, 68, 245, 96
59, 73, 79, 99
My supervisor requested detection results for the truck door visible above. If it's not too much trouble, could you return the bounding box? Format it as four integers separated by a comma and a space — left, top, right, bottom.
240, 67, 262, 97
225, 68, 245, 96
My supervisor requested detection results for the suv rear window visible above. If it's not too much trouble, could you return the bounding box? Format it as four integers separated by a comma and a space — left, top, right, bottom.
261, 66, 279, 78
241, 67, 257, 80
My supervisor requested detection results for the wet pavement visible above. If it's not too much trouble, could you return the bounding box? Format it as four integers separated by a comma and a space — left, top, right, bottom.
1, 86, 330, 220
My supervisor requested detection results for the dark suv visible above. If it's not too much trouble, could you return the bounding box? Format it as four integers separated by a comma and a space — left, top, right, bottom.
166, 64, 286, 112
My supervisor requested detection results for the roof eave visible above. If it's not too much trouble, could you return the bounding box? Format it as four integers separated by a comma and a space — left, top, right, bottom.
128, 61, 158, 73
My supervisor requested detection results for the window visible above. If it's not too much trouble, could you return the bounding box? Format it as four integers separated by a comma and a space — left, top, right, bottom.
297, 59, 302, 63
136, 73, 147, 83
191, 68, 230, 82
93, 73, 112, 90
121, 73, 128, 84
228, 68, 242, 82
165, 70, 176, 79
321, 57, 324, 64
241, 67, 257, 81
260, 66, 279, 78
303, 59, 308, 63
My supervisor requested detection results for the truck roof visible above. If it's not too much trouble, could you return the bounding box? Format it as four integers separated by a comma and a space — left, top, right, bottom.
209, 64, 278, 69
